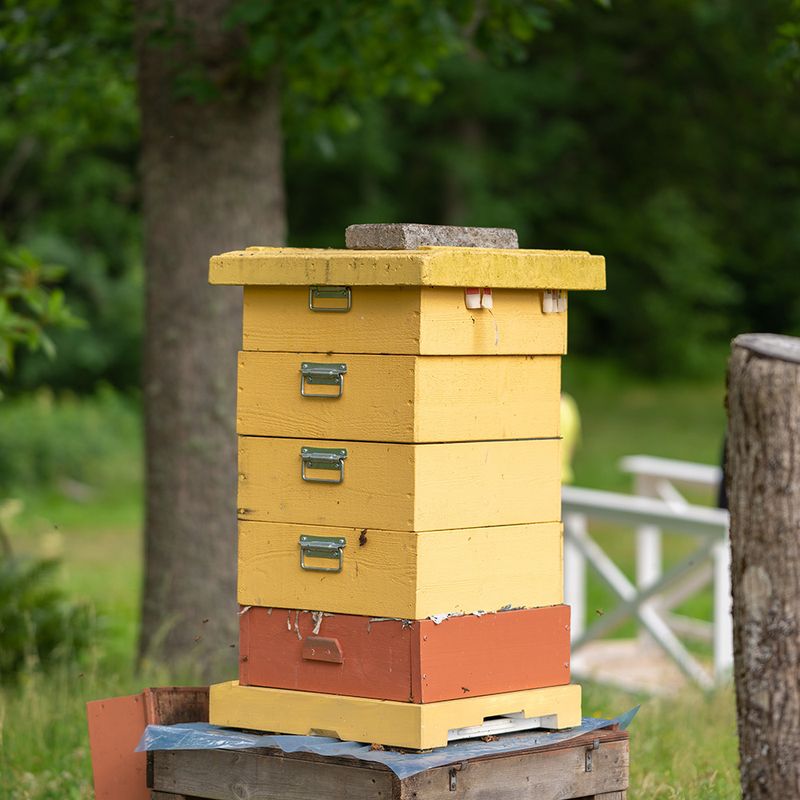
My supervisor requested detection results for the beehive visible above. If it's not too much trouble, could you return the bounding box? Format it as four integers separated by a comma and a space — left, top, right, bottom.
208, 225, 606, 749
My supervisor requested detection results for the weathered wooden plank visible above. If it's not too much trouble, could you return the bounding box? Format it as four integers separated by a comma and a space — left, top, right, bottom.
151, 749, 395, 800
151, 792, 203, 800
237, 520, 563, 618
150, 730, 628, 800
240, 605, 570, 702
209, 681, 582, 750
399, 739, 629, 799
237, 352, 560, 443
210, 246, 605, 290
242, 287, 568, 356
144, 687, 209, 727
238, 437, 561, 532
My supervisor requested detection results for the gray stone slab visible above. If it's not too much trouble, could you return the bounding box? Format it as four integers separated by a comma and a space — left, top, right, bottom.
345, 223, 518, 250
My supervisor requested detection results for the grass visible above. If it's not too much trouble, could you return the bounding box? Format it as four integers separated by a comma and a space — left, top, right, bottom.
0, 365, 741, 798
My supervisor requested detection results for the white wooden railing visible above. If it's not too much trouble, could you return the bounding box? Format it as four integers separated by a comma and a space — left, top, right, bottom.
563, 455, 731, 689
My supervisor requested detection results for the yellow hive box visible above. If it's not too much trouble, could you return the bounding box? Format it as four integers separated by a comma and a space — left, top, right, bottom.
237, 520, 563, 618
238, 437, 561, 532
209, 680, 582, 750
242, 286, 567, 356
238, 352, 561, 443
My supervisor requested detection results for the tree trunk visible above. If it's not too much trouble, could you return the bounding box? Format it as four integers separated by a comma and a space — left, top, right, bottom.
726, 333, 800, 798
135, 0, 286, 674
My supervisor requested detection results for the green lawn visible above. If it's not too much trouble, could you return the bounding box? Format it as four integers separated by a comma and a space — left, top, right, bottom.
0, 367, 741, 799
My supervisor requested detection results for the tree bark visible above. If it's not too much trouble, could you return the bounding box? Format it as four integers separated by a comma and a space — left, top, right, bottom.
726, 333, 800, 798
135, 0, 285, 674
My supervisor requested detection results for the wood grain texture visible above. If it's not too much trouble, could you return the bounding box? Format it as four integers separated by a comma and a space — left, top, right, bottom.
151, 749, 394, 800
417, 606, 571, 702
242, 287, 567, 356
240, 606, 570, 702
209, 681, 582, 750
399, 737, 628, 799
237, 520, 563, 618
726, 339, 800, 799
238, 437, 561, 531
210, 246, 605, 289
149, 729, 628, 800
237, 352, 560, 442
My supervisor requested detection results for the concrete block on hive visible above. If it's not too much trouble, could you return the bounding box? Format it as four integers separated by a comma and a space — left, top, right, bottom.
240, 605, 571, 703
344, 222, 519, 250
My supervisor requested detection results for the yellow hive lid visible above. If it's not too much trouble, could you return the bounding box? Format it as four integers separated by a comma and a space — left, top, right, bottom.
209, 246, 605, 290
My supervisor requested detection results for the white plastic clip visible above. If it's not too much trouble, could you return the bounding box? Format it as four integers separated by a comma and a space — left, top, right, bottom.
480, 287, 493, 309
465, 287, 482, 309
543, 290, 567, 314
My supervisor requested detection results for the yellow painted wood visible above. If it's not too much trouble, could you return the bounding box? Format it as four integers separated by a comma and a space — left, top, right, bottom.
237, 352, 560, 442
209, 681, 582, 749
243, 286, 568, 356
237, 520, 563, 617
210, 246, 605, 290
238, 437, 561, 531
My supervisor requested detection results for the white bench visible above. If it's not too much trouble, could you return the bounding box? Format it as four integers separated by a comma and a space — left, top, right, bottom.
563, 455, 731, 690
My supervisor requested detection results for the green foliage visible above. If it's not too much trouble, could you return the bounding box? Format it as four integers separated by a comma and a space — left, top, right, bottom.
2, 0, 800, 383
0, 555, 93, 681
286, 0, 800, 375
0, 387, 141, 495
0, 0, 140, 392
0, 243, 82, 376
774, 0, 800, 83
224, 0, 562, 144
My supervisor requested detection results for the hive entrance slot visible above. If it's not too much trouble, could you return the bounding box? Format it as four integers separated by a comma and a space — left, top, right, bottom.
447, 711, 559, 742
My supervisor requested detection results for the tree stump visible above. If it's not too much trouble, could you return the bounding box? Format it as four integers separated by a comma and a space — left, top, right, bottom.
726, 333, 800, 798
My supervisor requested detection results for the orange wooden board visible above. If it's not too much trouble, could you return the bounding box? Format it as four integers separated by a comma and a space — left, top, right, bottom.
87, 687, 208, 800
240, 605, 570, 703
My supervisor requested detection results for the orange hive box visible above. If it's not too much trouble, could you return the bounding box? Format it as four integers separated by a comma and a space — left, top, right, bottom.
240, 605, 570, 703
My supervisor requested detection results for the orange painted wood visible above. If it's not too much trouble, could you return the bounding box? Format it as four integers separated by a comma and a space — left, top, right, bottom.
417, 608, 571, 702
240, 606, 570, 703
87, 687, 208, 800
241, 608, 415, 701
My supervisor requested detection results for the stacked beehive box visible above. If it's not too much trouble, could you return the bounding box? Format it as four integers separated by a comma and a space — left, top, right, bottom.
208, 224, 605, 750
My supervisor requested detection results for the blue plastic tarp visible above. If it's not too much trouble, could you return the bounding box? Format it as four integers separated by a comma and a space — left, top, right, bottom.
137, 707, 638, 779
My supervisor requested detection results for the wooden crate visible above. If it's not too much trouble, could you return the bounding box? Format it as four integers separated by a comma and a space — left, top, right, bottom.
237, 351, 561, 442
238, 437, 561, 531
237, 520, 563, 618
239, 605, 571, 702
148, 727, 629, 800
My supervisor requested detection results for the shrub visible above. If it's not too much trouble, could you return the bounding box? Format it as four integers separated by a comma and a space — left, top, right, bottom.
0, 555, 93, 681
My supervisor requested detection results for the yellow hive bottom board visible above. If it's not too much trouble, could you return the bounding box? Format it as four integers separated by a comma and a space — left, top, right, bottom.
238, 520, 563, 618
209, 681, 582, 750
238, 437, 561, 532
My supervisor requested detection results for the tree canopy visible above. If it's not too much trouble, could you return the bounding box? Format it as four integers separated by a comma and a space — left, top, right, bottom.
1, 0, 799, 384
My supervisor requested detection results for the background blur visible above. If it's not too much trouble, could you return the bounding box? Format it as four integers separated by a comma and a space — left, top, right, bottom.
1, 1, 798, 797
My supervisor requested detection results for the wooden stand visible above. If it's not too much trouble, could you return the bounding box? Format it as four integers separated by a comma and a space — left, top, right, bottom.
147, 728, 629, 800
